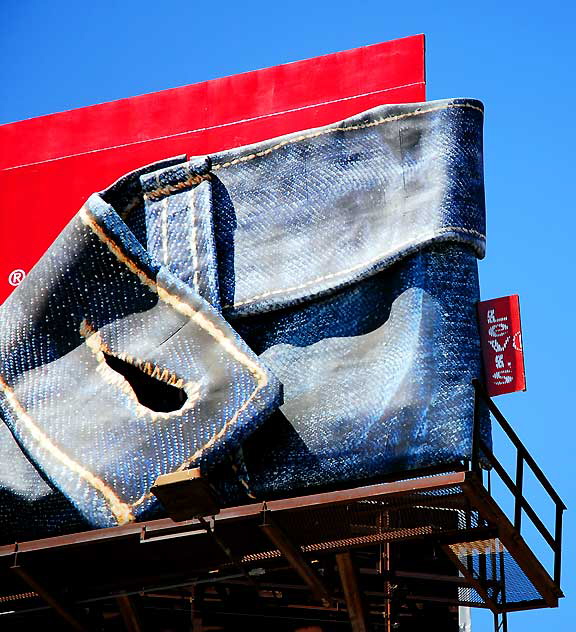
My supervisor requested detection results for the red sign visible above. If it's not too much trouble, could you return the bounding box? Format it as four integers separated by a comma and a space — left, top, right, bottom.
477, 295, 526, 397
0, 35, 425, 304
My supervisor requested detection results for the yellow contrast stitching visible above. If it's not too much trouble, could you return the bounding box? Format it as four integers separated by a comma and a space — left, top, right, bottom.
9, 105, 479, 520
130, 381, 263, 509
224, 226, 485, 309
80, 206, 266, 384
144, 173, 212, 200
120, 174, 211, 220
188, 174, 201, 293
79, 206, 268, 511
230, 457, 257, 500
122, 105, 480, 220
161, 196, 169, 266
0, 375, 134, 525
79, 320, 201, 422
157, 172, 170, 266
211, 103, 483, 171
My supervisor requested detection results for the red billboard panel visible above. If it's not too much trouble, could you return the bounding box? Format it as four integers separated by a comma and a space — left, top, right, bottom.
0, 35, 425, 305
477, 295, 526, 397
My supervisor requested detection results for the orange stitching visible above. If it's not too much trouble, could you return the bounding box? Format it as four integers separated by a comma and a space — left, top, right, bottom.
230, 456, 257, 500
130, 381, 264, 510
118, 195, 142, 219
126, 105, 481, 221
80, 207, 268, 513
160, 178, 169, 266
80, 206, 267, 381
144, 173, 212, 200
224, 226, 485, 309
0, 375, 134, 525
187, 168, 201, 293
212, 103, 483, 171
80, 320, 200, 421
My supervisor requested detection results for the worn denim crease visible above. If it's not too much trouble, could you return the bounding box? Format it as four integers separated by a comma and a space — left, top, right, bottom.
0, 98, 488, 541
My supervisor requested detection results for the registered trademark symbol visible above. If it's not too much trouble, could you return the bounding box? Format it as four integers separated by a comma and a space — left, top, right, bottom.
8, 269, 26, 286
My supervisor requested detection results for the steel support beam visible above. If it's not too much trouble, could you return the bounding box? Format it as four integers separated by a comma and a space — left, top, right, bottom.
336, 552, 367, 632
189, 585, 203, 632
260, 517, 331, 606
116, 594, 141, 632
11, 565, 91, 632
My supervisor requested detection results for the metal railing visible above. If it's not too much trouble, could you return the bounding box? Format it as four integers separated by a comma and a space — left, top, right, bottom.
471, 379, 566, 588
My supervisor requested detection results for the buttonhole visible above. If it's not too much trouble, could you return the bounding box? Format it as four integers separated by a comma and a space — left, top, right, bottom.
103, 353, 187, 413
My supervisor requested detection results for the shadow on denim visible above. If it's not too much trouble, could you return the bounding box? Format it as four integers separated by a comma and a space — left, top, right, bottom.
0, 99, 488, 540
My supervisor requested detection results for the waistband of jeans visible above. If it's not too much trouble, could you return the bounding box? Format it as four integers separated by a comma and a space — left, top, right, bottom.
97, 98, 486, 315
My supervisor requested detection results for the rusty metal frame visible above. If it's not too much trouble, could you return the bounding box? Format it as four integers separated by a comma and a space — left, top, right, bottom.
260, 510, 332, 605
0, 472, 467, 560
471, 380, 565, 598
0, 392, 566, 630
116, 594, 141, 632
10, 564, 92, 631
336, 552, 368, 632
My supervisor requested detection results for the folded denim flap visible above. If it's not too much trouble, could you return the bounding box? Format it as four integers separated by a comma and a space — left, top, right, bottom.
206, 98, 485, 314
0, 194, 282, 529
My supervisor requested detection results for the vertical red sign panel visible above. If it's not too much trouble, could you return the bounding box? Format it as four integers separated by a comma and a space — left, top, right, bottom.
477, 295, 526, 397
0, 35, 425, 305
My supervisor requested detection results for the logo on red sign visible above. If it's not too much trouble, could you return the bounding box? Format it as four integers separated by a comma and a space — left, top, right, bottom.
477, 295, 526, 397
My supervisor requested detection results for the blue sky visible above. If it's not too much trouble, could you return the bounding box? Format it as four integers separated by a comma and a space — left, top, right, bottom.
1, 1, 574, 630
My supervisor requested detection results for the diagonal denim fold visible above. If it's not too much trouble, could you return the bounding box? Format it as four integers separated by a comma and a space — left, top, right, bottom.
0, 98, 487, 538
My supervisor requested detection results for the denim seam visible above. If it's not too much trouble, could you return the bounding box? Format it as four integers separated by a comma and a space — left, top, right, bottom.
155, 179, 201, 294
0, 375, 134, 525
143, 173, 212, 201
0, 207, 271, 523
119, 195, 142, 219
79, 206, 269, 515
230, 457, 256, 500
187, 167, 201, 293
157, 172, 170, 266
162, 195, 169, 266
130, 375, 266, 510
211, 103, 483, 171
223, 226, 485, 309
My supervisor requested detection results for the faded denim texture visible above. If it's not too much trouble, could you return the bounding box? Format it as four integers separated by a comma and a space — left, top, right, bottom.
0, 98, 486, 541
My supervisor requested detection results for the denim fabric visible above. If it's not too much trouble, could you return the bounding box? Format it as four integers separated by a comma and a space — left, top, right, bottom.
0, 98, 486, 540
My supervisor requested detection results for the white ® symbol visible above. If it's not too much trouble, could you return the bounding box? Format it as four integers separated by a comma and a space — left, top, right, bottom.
8, 269, 26, 286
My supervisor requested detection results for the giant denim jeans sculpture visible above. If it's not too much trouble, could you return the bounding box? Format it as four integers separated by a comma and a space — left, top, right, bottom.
0, 99, 486, 542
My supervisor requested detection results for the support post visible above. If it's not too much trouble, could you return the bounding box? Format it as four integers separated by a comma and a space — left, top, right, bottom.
554, 502, 564, 587
336, 552, 367, 632
190, 584, 203, 632
471, 379, 483, 475
514, 452, 524, 532
116, 594, 141, 632
260, 515, 331, 606
11, 565, 91, 632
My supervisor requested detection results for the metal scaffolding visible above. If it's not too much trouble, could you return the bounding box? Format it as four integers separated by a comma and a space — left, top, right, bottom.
0, 385, 564, 631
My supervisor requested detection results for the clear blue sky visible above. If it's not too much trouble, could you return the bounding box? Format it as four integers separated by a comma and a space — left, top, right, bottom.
1, 1, 574, 630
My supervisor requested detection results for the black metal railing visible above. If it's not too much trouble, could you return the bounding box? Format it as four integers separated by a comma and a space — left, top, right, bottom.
471, 379, 566, 588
